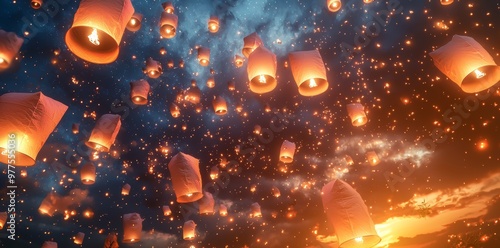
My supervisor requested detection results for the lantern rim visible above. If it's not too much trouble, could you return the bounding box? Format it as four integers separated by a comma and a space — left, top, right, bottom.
85, 140, 110, 152
298, 77, 329, 96
280, 155, 293, 163
177, 192, 203, 203
31, 1, 42, 9
352, 116, 368, 126
328, 0, 342, 12
65, 26, 119, 64
339, 234, 381, 248
461, 65, 500, 93
0, 149, 35, 166
440, 0, 454, 5
208, 20, 220, 33
131, 95, 148, 105
249, 75, 277, 94
160, 25, 176, 38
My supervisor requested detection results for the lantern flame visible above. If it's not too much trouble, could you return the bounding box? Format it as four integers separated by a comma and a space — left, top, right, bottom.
259, 75, 266, 83
0, 58, 4, 64
309, 78, 318, 88
130, 18, 137, 26
186, 193, 193, 197
355, 237, 364, 243
88, 28, 100, 46
474, 69, 486, 79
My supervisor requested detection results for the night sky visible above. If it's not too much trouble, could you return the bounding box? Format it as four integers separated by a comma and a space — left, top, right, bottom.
1, 0, 500, 247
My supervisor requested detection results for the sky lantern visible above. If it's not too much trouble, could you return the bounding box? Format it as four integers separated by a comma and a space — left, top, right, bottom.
163, 205, 172, 216
345, 155, 354, 166
183, 220, 196, 240
288, 50, 329, 96
160, 12, 178, 39
126, 13, 143, 32
271, 186, 281, 197
210, 165, 219, 180
186, 85, 202, 104
195, 103, 203, 113
123, 213, 143, 243
197, 46, 210, 66
365, 151, 380, 166
179, 59, 185, 68
162, 2, 174, 13
74, 232, 85, 245
363, 0, 374, 3
0, 92, 67, 166
234, 55, 245, 68
327, 0, 342, 12
440, 0, 454, 5
251, 202, 262, 217
213, 96, 228, 115
264, 103, 271, 113
85, 114, 121, 152
39, 192, 57, 216
0, 29, 23, 70
167, 59, 174, 68
198, 192, 215, 215
122, 183, 131, 195
72, 123, 80, 134
208, 16, 220, 33
227, 80, 236, 91
429, 35, 500, 93
170, 103, 181, 118
130, 79, 150, 105
346, 103, 367, 126
0, 212, 6, 229
143, 58, 162, 79
219, 204, 228, 216
160, 47, 167, 55
242, 32, 263, 58
321, 179, 381, 248
80, 162, 96, 185
279, 140, 296, 163
41, 241, 57, 248
168, 152, 203, 203
65, 0, 134, 64
31, 0, 43, 9
247, 46, 277, 94
207, 76, 215, 88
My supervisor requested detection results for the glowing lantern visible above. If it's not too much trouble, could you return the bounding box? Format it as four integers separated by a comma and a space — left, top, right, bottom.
279, 140, 296, 163
160, 47, 167, 55
186, 85, 201, 104
143, 58, 162, 79
247, 46, 277, 94
123, 213, 143, 243
251, 202, 262, 217
197, 47, 210, 66
440, 0, 453, 5
0, 92, 67, 166
234, 55, 245, 68
126, 13, 143, 32
170, 103, 181, 118
39, 192, 57, 216
130, 79, 150, 105
242, 32, 263, 58
264, 103, 271, 113
162, 205, 172, 216
210, 166, 219, 180
195, 104, 203, 113
429, 35, 500, 93
207, 76, 215, 88
345, 155, 354, 166
160, 12, 178, 39
208, 16, 220, 33
254, 125, 261, 135
228, 80, 236, 91
122, 183, 131, 195
213, 96, 227, 115
0, 29, 23, 71
167, 59, 174, 68
363, 0, 373, 3
74, 232, 85, 245
0, 212, 6, 229
183, 220, 196, 240
31, 0, 43, 9
271, 186, 281, 197
65, 0, 134, 64
85, 114, 121, 152
20, 169, 27, 177
288, 50, 329, 96
72, 123, 80, 134
327, 0, 342, 12
346, 103, 367, 126
80, 162, 96, 185
162, 2, 174, 13
41, 241, 57, 248
321, 179, 381, 248
168, 152, 203, 203
179, 59, 185, 68
250, 184, 257, 193
365, 151, 380, 166
198, 192, 215, 215
219, 204, 228, 216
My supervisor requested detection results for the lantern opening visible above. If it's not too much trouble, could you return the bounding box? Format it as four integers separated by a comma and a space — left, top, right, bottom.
461, 65, 500, 93
298, 77, 328, 96
328, 0, 342, 12
250, 74, 277, 94
66, 26, 118, 64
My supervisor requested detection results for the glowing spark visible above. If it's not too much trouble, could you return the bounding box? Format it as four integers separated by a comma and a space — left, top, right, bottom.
259, 75, 266, 83
88, 28, 100, 46
474, 69, 486, 79
309, 78, 318, 88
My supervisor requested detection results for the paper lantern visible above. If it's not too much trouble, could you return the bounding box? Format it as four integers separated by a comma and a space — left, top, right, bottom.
0, 212, 6, 229
242, 32, 263, 58
195, 103, 203, 113
72, 123, 80, 134
143, 58, 162, 79
346, 103, 367, 126
271, 186, 281, 198
168, 152, 203, 203
186, 85, 201, 104
228, 80, 235, 91
365, 151, 380, 166
440, 0, 453, 5
198, 47, 210, 66
41, 241, 57, 248
0, 92, 67, 166
162, 205, 172, 216
251, 202, 262, 217
126, 13, 143, 32
80, 162, 96, 185
130, 79, 150, 105
321, 179, 381, 248
219, 204, 228, 216
65, 0, 134, 64
169, 103, 181, 118
85, 114, 121, 152
345, 155, 354, 166
234, 55, 245, 68
183, 220, 196, 240
429, 35, 500, 93
162, 2, 174, 13
123, 213, 143, 243
198, 192, 215, 215
74, 232, 85, 245
207, 76, 215, 88
208, 16, 220, 33
31, 0, 43, 9
213, 96, 227, 115
363, 0, 374, 3
288, 50, 329, 96
0, 30, 23, 70
39, 192, 57, 216
264, 103, 271, 113
279, 140, 296, 163
160, 12, 178, 39
160, 47, 167, 55
210, 165, 219, 180
254, 125, 261, 135
327, 0, 342, 12
179, 59, 185, 68
247, 46, 277, 94
122, 183, 131, 195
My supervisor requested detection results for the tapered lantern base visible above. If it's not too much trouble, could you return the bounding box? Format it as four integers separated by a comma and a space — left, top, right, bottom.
249, 75, 277, 94
298, 78, 329, 96
461, 65, 500, 93
65, 26, 119, 64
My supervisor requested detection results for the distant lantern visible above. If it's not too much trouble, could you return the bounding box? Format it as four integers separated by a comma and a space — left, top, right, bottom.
65, 0, 134, 64
227, 80, 236, 91
429, 35, 500, 93
126, 13, 143, 32
208, 16, 220, 33
327, 0, 342, 12
213, 96, 227, 115
162, 205, 172, 216
0, 212, 6, 229
321, 179, 381, 248
143, 58, 162, 79
85, 114, 121, 152
345, 155, 354, 166
123, 213, 143, 243
271, 186, 281, 197
179, 59, 185, 68
80, 162, 96, 185
74, 232, 85, 245
195, 104, 203, 113
162, 2, 174, 13
234, 55, 245, 68
0, 92, 67, 166
289, 50, 329, 96
279, 140, 296, 163
197, 47, 210, 66
72, 123, 80, 134
39, 192, 57, 216
440, 0, 453, 5
167, 59, 174, 68
264, 103, 271, 113
254, 125, 261, 135
198, 192, 215, 215
159, 47, 167, 55
183, 220, 196, 240
219, 204, 228, 216
160, 12, 178, 39
235, 104, 243, 113
31, 0, 43, 9
168, 152, 203, 203
251, 202, 262, 217
122, 183, 131, 195
346, 103, 367, 126
0, 29, 23, 70
363, 0, 374, 3
41, 241, 57, 248
247, 46, 277, 94
130, 79, 150, 105
210, 166, 219, 180
242, 32, 263, 58
365, 151, 380, 166
170, 103, 181, 118
186, 85, 201, 104
207, 76, 215, 88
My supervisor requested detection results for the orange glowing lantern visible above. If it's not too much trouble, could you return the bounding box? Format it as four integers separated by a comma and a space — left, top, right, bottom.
219, 204, 228, 216
186, 85, 201, 104
208, 16, 220, 33
162, 2, 174, 13
227, 80, 236, 91
85, 114, 121, 152
122, 183, 131, 195
143, 58, 162, 78
72, 123, 80, 134
199, 192, 215, 215
170, 103, 181, 118
123, 213, 143, 243
327, 0, 342, 12
167, 59, 174, 68
242, 32, 263, 58
207, 76, 215, 88
160, 12, 178, 39
234, 55, 245, 68
429, 35, 500, 93
0, 92, 67, 166
162, 205, 172, 216
345, 155, 354, 165
271, 186, 281, 198
264, 103, 271, 113
74, 232, 85, 245
440, 0, 454, 5
254, 125, 261, 135
279, 140, 296, 163
210, 166, 219, 180
346, 103, 367, 126
183, 220, 196, 240
160, 47, 167, 55
322, 179, 381, 248
247, 46, 277, 94
0, 212, 6, 229
288, 50, 329, 96
0, 29, 23, 70
251, 202, 262, 217
197, 46, 210, 66
168, 152, 203, 203
126, 13, 143, 32
363, 0, 374, 3
41, 241, 57, 248
366, 151, 380, 166
213, 96, 227, 115
130, 79, 150, 105
31, 0, 43, 9
80, 162, 96, 185
39, 192, 57, 216
179, 59, 185, 68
